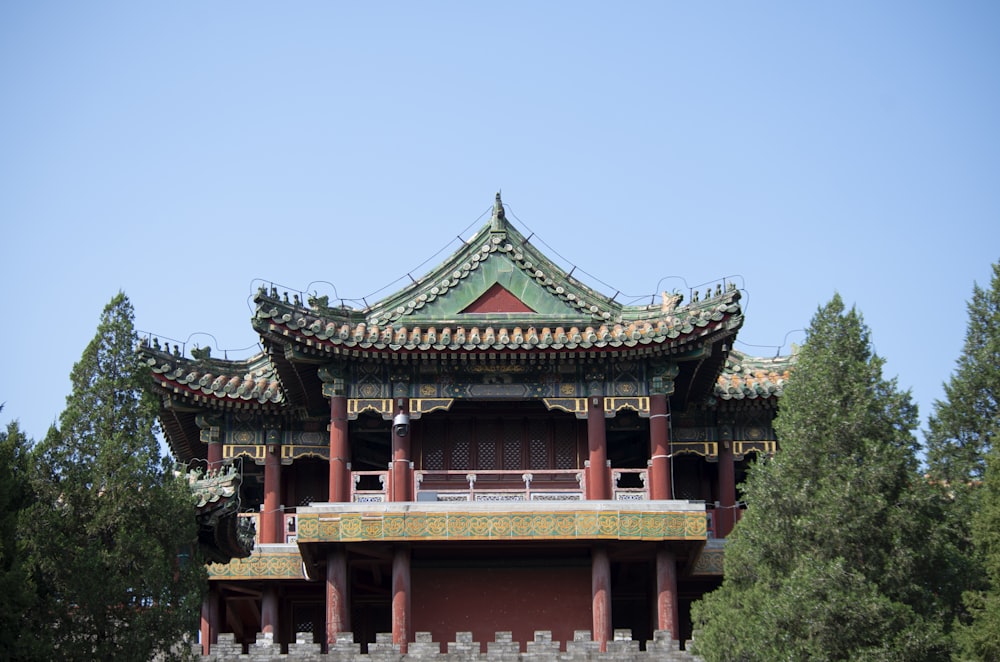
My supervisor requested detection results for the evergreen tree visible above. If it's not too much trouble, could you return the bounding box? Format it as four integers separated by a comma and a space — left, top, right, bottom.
22, 293, 204, 661
924, 262, 1000, 596
926, 261, 1000, 486
0, 416, 39, 659
930, 261, 1000, 660
954, 446, 1000, 660
692, 294, 958, 661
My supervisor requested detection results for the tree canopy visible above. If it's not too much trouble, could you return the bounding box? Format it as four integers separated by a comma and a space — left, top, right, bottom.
953, 446, 1000, 660
21, 293, 204, 661
0, 415, 38, 659
926, 261, 1000, 485
930, 261, 1000, 660
692, 294, 959, 661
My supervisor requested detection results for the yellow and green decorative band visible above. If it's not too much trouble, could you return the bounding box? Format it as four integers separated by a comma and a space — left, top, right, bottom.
691, 546, 725, 576
295, 509, 706, 543
208, 549, 302, 580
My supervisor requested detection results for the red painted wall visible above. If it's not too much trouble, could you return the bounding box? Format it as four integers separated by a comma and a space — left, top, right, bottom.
412, 565, 591, 651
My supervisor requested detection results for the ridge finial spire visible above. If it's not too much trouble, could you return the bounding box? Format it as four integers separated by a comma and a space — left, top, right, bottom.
490, 191, 506, 230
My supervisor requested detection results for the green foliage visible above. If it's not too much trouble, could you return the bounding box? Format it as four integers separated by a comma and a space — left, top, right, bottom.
921, 261, 1000, 660
926, 261, 1000, 486
21, 293, 205, 661
953, 447, 1000, 660
692, 294, 959, 661
0, 418, 40, 659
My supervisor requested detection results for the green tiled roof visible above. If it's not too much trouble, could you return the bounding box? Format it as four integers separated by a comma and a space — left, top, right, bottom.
255, 286, 741, 356
715, 349, 794, 401
141, 195, 773, 413
252, 197, 743, 356
189, 465, 241, 508
140, 346, 284, 407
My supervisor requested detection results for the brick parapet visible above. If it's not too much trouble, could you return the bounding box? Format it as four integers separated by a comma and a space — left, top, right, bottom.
198, 629, 703, 661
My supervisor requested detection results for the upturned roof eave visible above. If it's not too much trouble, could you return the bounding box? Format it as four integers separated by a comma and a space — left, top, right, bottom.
251, 275, 742, 357
150, 375, 287, 411
713, 348, 795, 402
140, 345, 287, 410
255, 313, 741, 363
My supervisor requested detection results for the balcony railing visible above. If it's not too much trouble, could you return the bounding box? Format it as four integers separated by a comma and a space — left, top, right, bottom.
351, 470, 389, 503
344, 467, 654, 502
414, 469, 586, 502
612, 468, 649, 501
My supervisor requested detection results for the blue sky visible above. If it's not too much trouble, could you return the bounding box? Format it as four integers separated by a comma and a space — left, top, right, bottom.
2, 2, 998, 450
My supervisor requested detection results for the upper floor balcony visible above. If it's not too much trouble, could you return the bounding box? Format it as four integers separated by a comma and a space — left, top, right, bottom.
213, 465, 730, 582
353, 467, 650, 503
233, 464, 734, 549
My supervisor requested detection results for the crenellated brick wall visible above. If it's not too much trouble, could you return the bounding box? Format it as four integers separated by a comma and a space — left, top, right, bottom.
196, 629, 703, 661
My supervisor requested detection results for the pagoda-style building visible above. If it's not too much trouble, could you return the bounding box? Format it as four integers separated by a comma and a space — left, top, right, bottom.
142, 195, 791, 655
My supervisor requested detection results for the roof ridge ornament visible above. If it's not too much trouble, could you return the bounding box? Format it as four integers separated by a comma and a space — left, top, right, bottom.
490, 191, 506, 232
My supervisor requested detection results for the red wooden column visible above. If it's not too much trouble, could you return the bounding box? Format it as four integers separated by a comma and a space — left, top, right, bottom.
391, 399, 411, 502
656, 548, 679, 640
392, 546, 411, 653
261, 586, 279, 638
717, 439, 736, 538
206, 438, 223, 471
262, 431, 283, 544
200, 587, 219, 654
649, 393, 672, 500
200, 421, 223, 471
587, 397, 609, 500
591, 546, 612, 652
329, 394, 350, 502
326, 547, 349, 646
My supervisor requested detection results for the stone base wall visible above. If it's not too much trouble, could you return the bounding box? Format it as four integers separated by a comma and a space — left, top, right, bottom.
198, 629, 703, 661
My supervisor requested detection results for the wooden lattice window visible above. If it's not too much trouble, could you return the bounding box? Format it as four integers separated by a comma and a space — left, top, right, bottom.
528, 419, 548, 470
479, 425, 498, 470
452, 419, 473, 469
423, 420, 446, 470
418, 412, 580, 471
554, 420, 576, 470
502, 419, 522, 470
